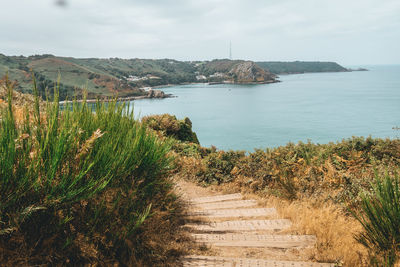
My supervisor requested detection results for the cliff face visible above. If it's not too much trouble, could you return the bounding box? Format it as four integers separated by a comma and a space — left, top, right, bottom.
229, 61, 276, 83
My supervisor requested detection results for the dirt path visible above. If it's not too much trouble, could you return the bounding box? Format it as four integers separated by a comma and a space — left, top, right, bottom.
175, 179, 334, 267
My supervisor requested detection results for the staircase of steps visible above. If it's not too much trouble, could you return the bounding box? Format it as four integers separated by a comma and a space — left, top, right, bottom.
182, 193, 334, 267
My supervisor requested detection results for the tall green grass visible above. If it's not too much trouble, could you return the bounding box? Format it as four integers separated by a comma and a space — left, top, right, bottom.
0, 75, 174, 265
352, 174, 400, 266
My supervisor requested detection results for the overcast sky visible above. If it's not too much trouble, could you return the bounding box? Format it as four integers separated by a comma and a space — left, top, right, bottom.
1, 0, 399, 65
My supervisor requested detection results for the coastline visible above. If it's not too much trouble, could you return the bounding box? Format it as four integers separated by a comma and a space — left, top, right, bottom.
59, 93, 175, 105
57, 77, 297, 104
154, 79, 280, 89
59, 68, 360, 104
208, 79, 280, 85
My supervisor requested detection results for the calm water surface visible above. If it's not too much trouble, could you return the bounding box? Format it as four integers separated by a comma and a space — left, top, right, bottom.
131, 65, 400, 151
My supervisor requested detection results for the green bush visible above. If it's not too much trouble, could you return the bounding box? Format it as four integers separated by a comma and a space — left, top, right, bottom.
0, 75, 176, 265
199, 150, 245, 184
142, 114, 199, 144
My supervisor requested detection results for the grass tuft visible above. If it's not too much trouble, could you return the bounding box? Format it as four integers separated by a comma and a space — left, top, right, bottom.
352, 173, 400, 266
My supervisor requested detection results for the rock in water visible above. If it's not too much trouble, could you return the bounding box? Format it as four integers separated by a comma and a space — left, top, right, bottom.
147, 89, 166, 98
229, 61, 276, 84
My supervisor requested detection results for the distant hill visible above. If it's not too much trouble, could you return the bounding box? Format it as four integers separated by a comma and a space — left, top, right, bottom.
0, 54, 348, 100
0, 54, 199, 100
256, 61, 348, 74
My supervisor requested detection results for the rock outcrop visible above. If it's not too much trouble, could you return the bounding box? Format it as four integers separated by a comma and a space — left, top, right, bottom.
147, 89, 166, 98
229, 61, 276, 84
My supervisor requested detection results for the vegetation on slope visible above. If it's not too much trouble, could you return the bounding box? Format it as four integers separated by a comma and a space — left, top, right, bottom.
196, 59, 244, 76
0, 54, 152, 100
176, 137, 400, 204
61, 57, 198, 86
0, 54, 206, 100
0, 76, 186, 266
256, 61, 348, 74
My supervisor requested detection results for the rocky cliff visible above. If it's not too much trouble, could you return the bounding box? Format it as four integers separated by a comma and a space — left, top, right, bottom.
229, 61, 276, 84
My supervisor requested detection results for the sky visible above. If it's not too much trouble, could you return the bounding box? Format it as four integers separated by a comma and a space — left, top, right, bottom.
1, 0, 400, 65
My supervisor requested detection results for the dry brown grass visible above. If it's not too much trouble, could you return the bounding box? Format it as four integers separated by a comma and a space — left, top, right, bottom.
175, 156, 205, 179
274, 199, 367, 266
0, 78, 43, 107
131, 199, 192, 267
0, 77, 46, 124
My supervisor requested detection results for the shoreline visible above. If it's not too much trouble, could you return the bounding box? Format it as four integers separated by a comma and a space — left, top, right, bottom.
154, 79, 279, 89
59, 93, 175, 105
208, 79, 279, 85
58, 69, 357, 104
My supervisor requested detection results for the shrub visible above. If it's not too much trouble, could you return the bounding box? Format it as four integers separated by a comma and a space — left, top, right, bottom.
0, 75, 179, 265
199, 150, 245, 184
142, 114, 199, 144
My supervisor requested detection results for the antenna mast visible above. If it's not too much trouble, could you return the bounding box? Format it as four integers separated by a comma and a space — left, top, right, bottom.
229, 41, 232, 60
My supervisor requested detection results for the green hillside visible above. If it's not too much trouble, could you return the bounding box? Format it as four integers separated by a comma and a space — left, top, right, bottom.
0, 54, 209, 100
256, 61, 348, 74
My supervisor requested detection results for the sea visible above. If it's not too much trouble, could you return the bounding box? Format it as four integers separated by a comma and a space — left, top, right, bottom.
130, 65, 400, 151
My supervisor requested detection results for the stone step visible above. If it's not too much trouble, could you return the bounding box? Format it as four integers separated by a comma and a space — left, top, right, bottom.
185, 219, 291, 232
191, 234, 316, 248
182, 256, 334, 267
193, 199, 258, 210
187, 208, 277, 218
191, 193, 242, 204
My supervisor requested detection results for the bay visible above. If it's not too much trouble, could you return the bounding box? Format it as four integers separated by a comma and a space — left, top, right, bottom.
130, 65, 400, 151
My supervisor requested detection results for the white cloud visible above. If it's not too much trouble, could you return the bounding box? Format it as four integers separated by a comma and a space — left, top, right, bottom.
0, 0, 399, 64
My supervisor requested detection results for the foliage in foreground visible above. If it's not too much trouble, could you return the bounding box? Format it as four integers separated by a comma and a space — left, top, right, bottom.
0, 76, 182, 266
352, 174, 400, 266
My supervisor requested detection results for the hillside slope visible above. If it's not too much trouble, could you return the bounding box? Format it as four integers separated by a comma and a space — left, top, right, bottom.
199, 59, 276, 83
256, 61, 348, 74
0, 54, 150, 100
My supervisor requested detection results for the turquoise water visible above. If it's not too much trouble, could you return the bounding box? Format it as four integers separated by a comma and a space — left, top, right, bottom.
130, 65, 400, 151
